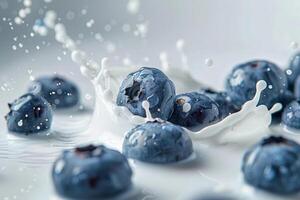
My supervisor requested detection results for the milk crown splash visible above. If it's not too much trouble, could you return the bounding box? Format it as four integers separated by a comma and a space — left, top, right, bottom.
34, 10, 281, 143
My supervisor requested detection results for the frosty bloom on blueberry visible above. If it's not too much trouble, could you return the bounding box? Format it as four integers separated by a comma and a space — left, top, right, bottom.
169, 92, 220, 129
225, 60, 287, 109
52, 145, 132, 199
117, 67, 176, 120
5, 93, 53, 134
28, 75, 80, 109
123, 121, 193, 163
282, 100, 300, 129
242, 136, 300, 194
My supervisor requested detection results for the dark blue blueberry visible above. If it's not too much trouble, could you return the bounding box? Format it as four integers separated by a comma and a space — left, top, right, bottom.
116, 67, 175, 120
52, 145, 133, 199
169, 92, 220, 129
28, 76, 80, 109
272, 90, 295, 122
294, 76, 300, 99
242, 136, 300, 194
282, 100, 300, 129
286, 52, 300, 89
225, 60, 287, 109
199, 89, 239, 119
123, 121, 193, 163
5, 93, 53, 134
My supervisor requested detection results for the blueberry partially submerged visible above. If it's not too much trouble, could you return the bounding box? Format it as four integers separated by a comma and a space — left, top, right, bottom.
282, 100, 300, 129
28, 75, 80, 109
117, 67, 176, 120
52, 145, 133, 199
225, 60, 287, 109
5, 93, 53, 134
123, 121, 193, 163
169, 92, 220, 129
199, 89, 239, 119
242, 136, 300, 194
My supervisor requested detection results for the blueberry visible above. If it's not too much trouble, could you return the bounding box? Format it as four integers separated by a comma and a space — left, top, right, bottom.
282, 100, 300, 129
225, 60, 287, 109
123, 121, 193, 163
169, 92, 220, 129
28, 75, 80, 109
5, 93, 53, 134
286, 52, 300, 89
272, 90, 295, 122
242, 136, 300, 194
52, 145, 133, 199
199, 89, 239, 119
294, 76, 300, 99
117, 67, 176, 120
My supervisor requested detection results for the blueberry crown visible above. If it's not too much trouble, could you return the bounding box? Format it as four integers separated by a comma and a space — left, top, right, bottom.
261, 136, 288, 146
75, 145, 101, 155
125, 80, 142, 103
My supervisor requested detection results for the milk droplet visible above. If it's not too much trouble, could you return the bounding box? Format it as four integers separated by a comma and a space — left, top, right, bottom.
14, 17, 23, 24
127, 0, 140, 14
95, 33, 103, 42
290, 41, 298, 49
86, 19, 95, 28
18, 120, 23, 127
104, 24, 112, 32
182, 103, 191, 113
122, 24, 131, 32
286, 69, 292, 76
176, 39, 185, 51
85, 93, 92, 100
205, 58, 213, 66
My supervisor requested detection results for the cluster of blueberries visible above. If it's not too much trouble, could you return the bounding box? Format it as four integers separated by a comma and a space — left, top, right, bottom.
5, 76, 80, 134
6, 52, 300, 199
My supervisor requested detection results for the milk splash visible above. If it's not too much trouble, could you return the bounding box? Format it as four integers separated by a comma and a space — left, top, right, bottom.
35, 10, 281, 144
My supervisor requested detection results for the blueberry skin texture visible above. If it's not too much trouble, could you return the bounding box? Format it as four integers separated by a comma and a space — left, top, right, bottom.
272, 90, 295, 122
28, 76, 80, 109
282, 100, 300, 129
169, 92, 220, 129
123, 121, 193, 163
52, 145, 133, 199
116, 67, 176, 120
5, 93, 53, 134
225, 60, 287, 109
286, 52, 300, 89
294, 76, 300, 99
242, 136, 300, 194
199, 89, 239, 119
